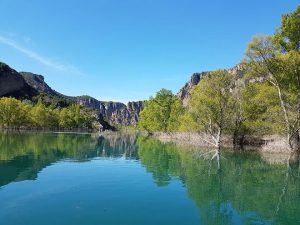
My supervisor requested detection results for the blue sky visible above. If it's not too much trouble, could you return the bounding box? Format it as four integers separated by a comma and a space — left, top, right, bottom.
0, 0, 299, 103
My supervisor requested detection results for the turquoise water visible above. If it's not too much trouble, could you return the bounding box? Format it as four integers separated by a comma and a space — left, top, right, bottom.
0, 132, 299, 225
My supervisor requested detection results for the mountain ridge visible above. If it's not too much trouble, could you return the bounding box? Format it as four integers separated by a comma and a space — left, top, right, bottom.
176, 65, 245, 106
1, 61, 245, 127
0, 62, 144, 126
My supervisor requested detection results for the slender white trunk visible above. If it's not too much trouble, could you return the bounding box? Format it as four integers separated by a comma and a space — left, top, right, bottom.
276, 84, 296, 151
216, 127, 221, 150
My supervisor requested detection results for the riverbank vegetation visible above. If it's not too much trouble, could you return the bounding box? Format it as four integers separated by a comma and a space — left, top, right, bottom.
0, 97, 98, 130
138, 6, 300, 151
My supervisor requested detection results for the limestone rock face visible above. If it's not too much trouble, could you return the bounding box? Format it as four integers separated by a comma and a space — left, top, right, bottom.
1, 62, 145, 127
0, 62, 144, 127
177, 65, 245, 106
20, 72, 61, 97
17, 70, 145, 126
76, 96, 144, 126
76, 96, 105, 112
177, 72, 208, 106
109, 101, 144, 126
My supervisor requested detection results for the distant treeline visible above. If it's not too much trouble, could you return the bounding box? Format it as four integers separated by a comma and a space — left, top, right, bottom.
138, 5, 300, 151
0, 97, 98, 130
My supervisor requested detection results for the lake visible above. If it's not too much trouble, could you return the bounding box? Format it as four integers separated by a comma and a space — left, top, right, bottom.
0, 132, 299, 225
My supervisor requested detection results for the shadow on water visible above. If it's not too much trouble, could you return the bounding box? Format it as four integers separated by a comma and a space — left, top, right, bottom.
137, 137, 300, 225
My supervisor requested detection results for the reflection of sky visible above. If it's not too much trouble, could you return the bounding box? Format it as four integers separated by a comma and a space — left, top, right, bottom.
219, 202, 272, 225
0, 159, 200, 225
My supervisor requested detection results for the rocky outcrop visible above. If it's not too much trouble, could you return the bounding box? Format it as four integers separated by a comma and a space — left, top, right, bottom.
76, 95, 144, 126
20, 72, 62, 97
177, 72, 208, 106
0, 61, 144, 127
177, 65, 245, 106
0, 62, 37, 99
18, 69, 145, 126
109, 101, 144, 126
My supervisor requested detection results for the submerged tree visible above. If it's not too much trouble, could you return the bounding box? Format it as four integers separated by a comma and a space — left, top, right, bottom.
242, 5, 300, 151
186, 70, 235, 149
245, 36, 300, 151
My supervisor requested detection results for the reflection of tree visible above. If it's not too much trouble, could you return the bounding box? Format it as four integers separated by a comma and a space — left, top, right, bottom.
138, 137, 300, 225
0, 132, 139, 188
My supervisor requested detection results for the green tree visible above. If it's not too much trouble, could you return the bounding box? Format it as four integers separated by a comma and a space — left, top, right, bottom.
59, 107, 72, 128
245, 35, 300, 151
30, 99, 56, 128
185, 70, 235, 149
167, 98, 184, 132
0, 97, 97, 130
0, 97, 30, 128
58, 104, 91, 129
138, 89, 182, 132
275, 5, 300, 52
242, 82, 283, 135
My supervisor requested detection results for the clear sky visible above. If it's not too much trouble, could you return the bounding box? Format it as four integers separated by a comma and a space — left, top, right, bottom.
0, 0, 299, 103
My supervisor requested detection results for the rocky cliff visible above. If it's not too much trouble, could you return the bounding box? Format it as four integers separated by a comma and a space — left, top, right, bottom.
20, 72, 63, 97
0, 62, 37, 99
76, 96, 144, 126
177, 65, 245, 106
177, 72, 208, 106
0, 62, 144, 127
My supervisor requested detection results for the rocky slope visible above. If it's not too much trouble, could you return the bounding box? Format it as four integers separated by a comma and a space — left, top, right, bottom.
0, 62, 38, 99
20, 72, 63, 97
19, 71, 144, 126
0, 62, 143, 127
1, 61, 247, 128
177, 72, 209, 106
76, 96, 144, 126
177, 65, 245, 106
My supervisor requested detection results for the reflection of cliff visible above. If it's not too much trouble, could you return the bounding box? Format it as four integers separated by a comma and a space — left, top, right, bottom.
137, 137, 300, 225
97, 133, 139, 159
0, 132, 139, 188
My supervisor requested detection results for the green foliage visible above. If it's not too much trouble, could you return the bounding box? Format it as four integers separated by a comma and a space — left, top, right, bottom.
140, 5, 300, 150
188, 70, 234, 130
138, 89, 184, 132
179, 70, 235, 147
0, 97, 30, 128
137, 137, 300, 224
275, 5, 300, 52
242, 82, 284, 135
244, 7, 300, 150
0, 97, 97, 130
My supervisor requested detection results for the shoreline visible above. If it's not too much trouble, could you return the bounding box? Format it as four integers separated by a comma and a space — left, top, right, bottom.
148, 132, 293, 154
0, 129, 295, 154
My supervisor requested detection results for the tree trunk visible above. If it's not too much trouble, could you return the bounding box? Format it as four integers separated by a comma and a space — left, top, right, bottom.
216, 127, 222, 150
276, 84, 297, 151
289, 133, 300, 152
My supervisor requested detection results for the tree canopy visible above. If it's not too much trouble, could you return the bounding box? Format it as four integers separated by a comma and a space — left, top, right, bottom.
138, 89, 184, 132
0, 97, 97, 130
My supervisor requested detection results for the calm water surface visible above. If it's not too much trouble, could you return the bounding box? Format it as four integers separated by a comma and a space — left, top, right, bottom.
0, 132, 299, 225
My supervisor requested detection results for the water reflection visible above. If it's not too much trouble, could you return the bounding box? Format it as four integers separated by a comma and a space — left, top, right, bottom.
0, 132, 138, 188
137, 137, 300, 225
0, 133, 299, 225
